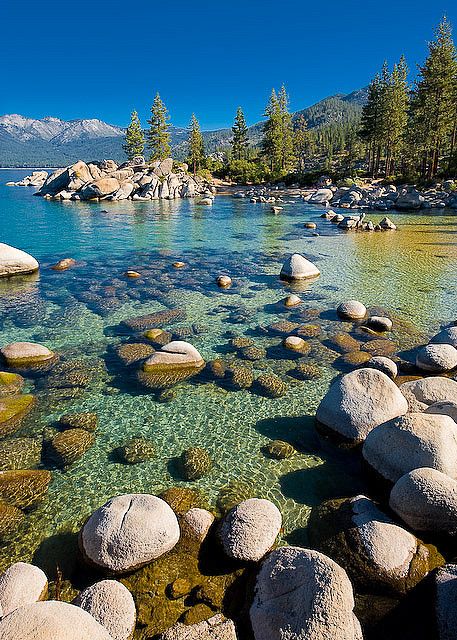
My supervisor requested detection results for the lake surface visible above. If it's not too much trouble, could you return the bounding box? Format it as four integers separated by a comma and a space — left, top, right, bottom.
1, 169, 456, 574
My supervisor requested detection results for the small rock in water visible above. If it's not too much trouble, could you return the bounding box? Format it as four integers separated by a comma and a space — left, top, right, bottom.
280, 253, 320, 281
124, 270, 141, 278
118, 437, 156, 464
51, 258, 76, 271
283, 294, 302, 307
337, 300, 367, 321
365, 316, 393, 332
265, 440, 296, 459
216, 275, 232, 288
304, 222, 317, 229
180, 447, 213, 480
172, 261, 185, 269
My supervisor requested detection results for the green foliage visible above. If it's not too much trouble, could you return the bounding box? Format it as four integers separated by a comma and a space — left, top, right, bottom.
188, 114, 205, 175
147, 93, 171, 161
123, 110, 145, 160
262, 85, 295, 172
225, 159, 271, 183
232, 107, 249, 160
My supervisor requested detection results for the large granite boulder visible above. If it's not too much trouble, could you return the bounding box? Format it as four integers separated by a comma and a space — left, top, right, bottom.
400, 377, 457, 412
362, 412, 457, 483
159, 614, 237, 639
280, 253, 320, 281
0, 600, 114, 639
80, 494, 180, 573
309, 188, 334, 203
396, 187, 425, 210
74, 580, 136, 640
0, 243, 39, 277
316, 368, 408, 446
431, 326, 457, 349
425, 401, 457, 424
80, 178, 120, 200
389, 467, 457, 534
1, 342, 54, 367
416, 344, 457, 373
250, 547, 362, 640
218, 498, 282, 562
308, 495, 443, 595
0, 562, 48, 616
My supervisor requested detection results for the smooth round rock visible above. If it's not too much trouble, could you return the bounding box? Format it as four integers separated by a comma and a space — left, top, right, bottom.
284, 294, 302, 307
337, 300, 367, 321
365, 316, 393, 332
416, 344, 457, 372
250, 546, 361, 640
316, 368, 408, 446
0, 562, 48, 616
365, 356, 397, 379
52, 258, 76, 271
363, 412, 457, 484
81, 494, 180, 573
283, 336, 307, 352
218, 498, 282, 562
160, 614, 237, 640
431, 326, 457, 348
180, 508, 214, 543
0, 342, 54, 367
400, 377, 457, 412
74, 580, 136, 640
0, 600, 114, 639
0, 243, 39, 278
280, 253, 320, 281
389, 468, 457, 534
425, 401, 457, 424
143, 341, 204, 371
216, 275, 232, 288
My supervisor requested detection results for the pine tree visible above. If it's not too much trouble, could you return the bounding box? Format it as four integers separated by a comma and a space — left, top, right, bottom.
232, 107, 249, 160
379, 57, 410, 176
293, 114, 312, 172
278, 85, 295, 171
262, 89, 282, 171
123, 110, 145, 160
188, 114, 205, 176
409, 17, 457, 178
147, 93, 171, 161
360, 73, 384, 176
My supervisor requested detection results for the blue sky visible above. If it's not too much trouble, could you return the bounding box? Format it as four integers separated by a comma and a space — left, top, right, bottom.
2, 0, 456, 130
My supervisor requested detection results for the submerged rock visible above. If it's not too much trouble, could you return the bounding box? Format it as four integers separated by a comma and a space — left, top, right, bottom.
0, 600, 114, 639
250, 546, 361, 640
139, 341, 205, 390
224, 366, 254, 390
122, 308, 186, 331
0, 469, 51, 508
48, 428, 95, 468
0, 561, 48, 616
218, 498, 282, 562
337, 300, 367, 321
256, 374, 288, 398
59, 412, 98, 432
118, 437, 156, 464
159, 487, 208, 514
280, 253, 320, 281
0, 243, 39, 278
0, 342, 54, 368
180, 448, 213, 481
265, 440, 296, 459
316, 368, 408, 446
159, 614, 237, 639
0, 500, 25, 540
74, 580, 136, 640
0, 437, 42, 471
80, 494, 180, 573
292, 362, 322, 380
0, 372, 24, 397
115, 342, 155, 366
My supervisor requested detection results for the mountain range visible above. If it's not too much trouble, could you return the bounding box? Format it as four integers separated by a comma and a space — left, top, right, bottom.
0, 88, 367, 167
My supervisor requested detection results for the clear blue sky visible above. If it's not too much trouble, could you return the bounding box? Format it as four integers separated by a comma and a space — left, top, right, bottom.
2, 0, 456, 130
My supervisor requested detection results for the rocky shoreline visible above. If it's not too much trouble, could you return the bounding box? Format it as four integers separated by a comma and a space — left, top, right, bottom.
0, 245, 456, 638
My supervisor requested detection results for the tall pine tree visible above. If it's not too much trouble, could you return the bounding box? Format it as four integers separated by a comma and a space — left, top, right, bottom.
278, 85, 295, 171
188, 114, 205, 176
409, 17, 457, 177
293, 114, 312, 172
123, 110, 145, 160
360, 73, 384, 176
232, 107, 249, 160
262, 89, 281, 171
147, 93, 171, 161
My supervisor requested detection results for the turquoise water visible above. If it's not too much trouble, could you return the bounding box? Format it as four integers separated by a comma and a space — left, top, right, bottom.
0, 169, 457, 574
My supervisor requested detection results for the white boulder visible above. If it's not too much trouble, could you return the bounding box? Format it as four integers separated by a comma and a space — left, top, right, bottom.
280, 253, 320, 281
416, 344, 457, 373
337, 300, 367, 321
159, 614, 237, 639
400, 377, 457, 412
0, 243, 39, 278
0, 562, 48, 616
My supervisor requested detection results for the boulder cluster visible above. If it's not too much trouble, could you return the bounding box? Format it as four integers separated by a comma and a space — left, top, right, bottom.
13, 158, 212, 202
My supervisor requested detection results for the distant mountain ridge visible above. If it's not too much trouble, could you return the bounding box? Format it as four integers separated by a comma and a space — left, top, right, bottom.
0, 88, 368, 167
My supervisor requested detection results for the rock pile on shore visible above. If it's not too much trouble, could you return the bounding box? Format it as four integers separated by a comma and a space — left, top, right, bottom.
11, 158, 212, 202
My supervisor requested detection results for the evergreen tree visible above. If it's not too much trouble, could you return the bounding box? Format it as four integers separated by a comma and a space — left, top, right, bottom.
188, 114, 205, 176
360, 73, 383, 176
293, 114, 312, 172
379, 57, 410, 176
278, 85, 296, 171
409, 17, 457, 177
147, 93, 171, 161
123, 110, 145, 160
262, 89, 282, 171
231, 107, 249, 160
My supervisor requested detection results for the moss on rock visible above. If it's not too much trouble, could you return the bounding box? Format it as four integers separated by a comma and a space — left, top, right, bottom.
256, 373, 288, 398
47, 429, 94, 468
118, 437, 156, 464
0, 372, 24, 396
0, 394, 35, 438
0, 437, 42, 471
159, 487, 209, 514
0, 498, 25, 540
0, 469, 51, 508
180, 448, 213, 481
59, 412, 98, 432
264, 440, 296, 459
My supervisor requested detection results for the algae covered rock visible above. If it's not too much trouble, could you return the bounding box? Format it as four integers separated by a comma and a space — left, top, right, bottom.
308, 495, 443, 595
118, 437, 156, 464
115, 342, 155, 366
250, 546, 361, 640
122, 308, 186, 331
73, 580, 136, 640
0, 469, 51, 508
0, 342, 55, 368
256, 373, 288, 398
219, 498, 282, 562
159, 487, 208, 514
224, 366, 254, 390
48, 429, 94, 468
180, 448, 213, 480
0, 437, 42, 471
0, 394, 35, 437
0, 561, 48, 616
80, 494, 180, 573
265, 440, 296, 459
138, 341, 205, 390
292, 362, 322, 380
0, 499, 25, 540
316, 368, 408, 446
217, 480, 257, 514
239, 345, 266, 361
0, 372, 24, 397
327, 332, 361, 354
59, 412, 98, 432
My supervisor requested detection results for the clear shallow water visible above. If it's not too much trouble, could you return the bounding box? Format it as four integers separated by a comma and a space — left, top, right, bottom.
0, 169, 457, 574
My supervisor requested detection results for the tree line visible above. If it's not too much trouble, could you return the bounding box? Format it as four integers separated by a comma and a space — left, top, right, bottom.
123, 17, 457, 182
